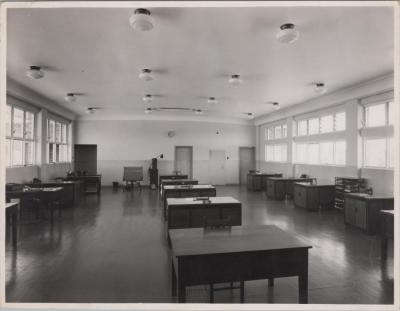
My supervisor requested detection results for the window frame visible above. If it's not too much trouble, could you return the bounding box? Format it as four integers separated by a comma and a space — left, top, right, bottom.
47, 118, 70, 164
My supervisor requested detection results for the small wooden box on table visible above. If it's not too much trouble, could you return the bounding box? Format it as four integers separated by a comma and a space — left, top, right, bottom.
159, 174, 188, 188
380, 210, 394, 261
267, 177, 314, 200
293, 182, 335, 211
163, 185, 216, 219
247, 173, 282, 191
169, 225, 312, 303
344, 193, 394, 235
166, 196, 241, 229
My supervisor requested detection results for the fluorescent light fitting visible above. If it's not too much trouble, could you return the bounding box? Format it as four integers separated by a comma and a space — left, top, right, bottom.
26, 66, 44, 79
130, 8, 154, 31
276, 23, 299, 44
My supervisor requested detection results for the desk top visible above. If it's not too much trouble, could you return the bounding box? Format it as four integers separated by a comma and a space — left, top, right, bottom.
248, 173, 282, 177
164, 185, 215, 190
8, 187, 63, 193
160, 174, 188, 178
162, 179, 198, 184
294, 182, 334, 188
169, 225, 312, 257
64, 175, 101, 179
380, 210, 395, 216
344, 193, 394, 201
6, 201, 19, 209
267, 177, 313, 182
167, 196, 240, 206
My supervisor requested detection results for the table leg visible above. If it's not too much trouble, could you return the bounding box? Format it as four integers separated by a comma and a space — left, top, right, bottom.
298, 272, 308, 304
11, 211, 18, 248
171, 262, 177, 297
268, 278, 274, 287
381, 236, 388, 261
178, 282, 186, 303
240, 281, 245, 303
210, 284, 214, 303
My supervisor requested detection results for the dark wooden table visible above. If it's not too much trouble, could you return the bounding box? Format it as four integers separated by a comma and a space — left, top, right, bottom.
6, 187, 63, 223
161, 179, 199, 198
293, 182, 335, 211
25, 181, 83, 207
247, 173, 282, 191
169, 225, 312, 303
62, 175, 101, 195
166, 196, 241, 229
380, 210, 394, 260
159, 174, 188, 187
266, 177, 315, 200
6, 200, 19, 248
344, 193, 394, 234
163, 185, 216, 219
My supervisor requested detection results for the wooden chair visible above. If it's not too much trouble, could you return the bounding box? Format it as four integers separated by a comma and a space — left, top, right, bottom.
203, 217, 245, 303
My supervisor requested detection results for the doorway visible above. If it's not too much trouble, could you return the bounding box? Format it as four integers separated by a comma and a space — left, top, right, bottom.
209, 150, 226, 186
174, 146, 193, 178
74, 144, 97, 175
239, 147, 256, 185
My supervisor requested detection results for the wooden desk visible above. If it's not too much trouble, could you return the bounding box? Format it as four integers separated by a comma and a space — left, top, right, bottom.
6, 187, 63, 223
6, 200, 19, 248
166, 196, 241, 229
267, 177, 315, 200
169, 225, 312, 303
159, 174, 188, 187
247, 173, 282, 191
344, 193, 394, 235
293, 183, 335, 211
26, 181, 83, 207
380, 210, 394, 260
62, 175, 101, 195
161, 179, 199, 198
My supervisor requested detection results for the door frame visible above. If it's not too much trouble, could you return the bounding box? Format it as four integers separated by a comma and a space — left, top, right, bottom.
238, 146, 256, 185
174, 146, 193, 178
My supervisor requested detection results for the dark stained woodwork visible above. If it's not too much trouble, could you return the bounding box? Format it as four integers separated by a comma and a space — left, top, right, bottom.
293, 183, 335, 211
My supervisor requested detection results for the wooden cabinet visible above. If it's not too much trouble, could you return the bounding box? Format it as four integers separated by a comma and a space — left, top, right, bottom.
159, 174, 188, 187
266, 177, 314, 200
247, 173, 282, 191
167, 197, 241, 229
293, 183, 335, 211
344, 193, 393, 234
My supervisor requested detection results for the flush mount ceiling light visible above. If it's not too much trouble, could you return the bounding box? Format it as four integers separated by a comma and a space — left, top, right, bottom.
276, 23, 299, 44
64, 93, 77, 103
86, 107, 100, 114
142, 94, 153, 103
194, 109, 203, 115
139, 69, 153, 81
145, 108, 153, 114
228, 74, 243, 86
246, 113, 255, 120
129, 8, 154, 31
207, 97, 218, 105
268, 102, 280, 110
314, 83, 327, 94
26, 66, 44, 79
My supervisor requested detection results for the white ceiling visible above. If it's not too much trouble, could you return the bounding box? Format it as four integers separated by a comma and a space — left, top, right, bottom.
6, 5, 394, 122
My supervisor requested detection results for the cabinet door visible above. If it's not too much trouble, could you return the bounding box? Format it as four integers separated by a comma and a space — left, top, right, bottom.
266, 180, 274, 197
345, 198, 356, 226
221, 206, 242, 225
168, 208, 190, 229
355, 202, 367, 230
191, 207, 219, 227
294, 186, 306, 208
253, 175, 262, 191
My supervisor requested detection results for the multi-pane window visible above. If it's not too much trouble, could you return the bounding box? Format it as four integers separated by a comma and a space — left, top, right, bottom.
362, 99, 394, 168
5, 105, 35, 167
47, 119, 69, 163
295, 112, 346, 136
266, 124, 287, 140
294, 141, 346, 165
265, 144, 287, 162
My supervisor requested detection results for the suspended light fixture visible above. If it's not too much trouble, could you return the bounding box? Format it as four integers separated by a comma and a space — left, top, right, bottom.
64, 93, 77, 103
139, 69, 153, 81
26, 66, 44, 79
142, 94, 152, 103
314, 83, 327, 94
228, 74, 243, 86
207, 97, 218, 104
129, 8, 154, 31
276, 23, 299, 44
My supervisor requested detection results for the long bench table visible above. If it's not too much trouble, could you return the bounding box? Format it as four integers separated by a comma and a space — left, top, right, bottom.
247, 173, 282, 191
266, 177, 315, 200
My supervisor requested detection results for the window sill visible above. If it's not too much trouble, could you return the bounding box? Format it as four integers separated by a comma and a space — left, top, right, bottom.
361, 166, 394, 171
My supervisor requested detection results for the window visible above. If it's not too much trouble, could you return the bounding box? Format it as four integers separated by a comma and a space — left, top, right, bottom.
307, 143, 320, 164
295, 143, 307, 163
320, 142, 334, 165
335, 141, 346, 166
297, 120, 307, 136
388, 101, 395, 126
335, 112, 346, 131
267, 128, 274, 140
47, 119, 69, 163
294, 141, 346, 165
308, 118, 319, 135
365, 103, 386, 127
320, 115, 334, 133
364, 138, 386, 168
265, 144, 287, 162
282, 124, 287, 138
388, 137, 395, 168
5, 105, 36, 167
274, 126, 282, 139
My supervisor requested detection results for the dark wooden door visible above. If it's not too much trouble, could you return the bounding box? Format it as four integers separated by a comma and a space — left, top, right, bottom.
74, 144, 97, 175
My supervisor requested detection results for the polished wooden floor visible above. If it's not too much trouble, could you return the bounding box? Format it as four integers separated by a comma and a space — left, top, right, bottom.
5, 186, 394, 304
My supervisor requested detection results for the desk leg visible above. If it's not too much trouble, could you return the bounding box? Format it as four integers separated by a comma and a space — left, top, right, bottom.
12, 211, 18, 248
240, 281, 245, 303
178, 282, 186, 303
172, 262, 177, 297
298, 272, 308, 304
381, 236, 388, 261
268, 278, 274, 287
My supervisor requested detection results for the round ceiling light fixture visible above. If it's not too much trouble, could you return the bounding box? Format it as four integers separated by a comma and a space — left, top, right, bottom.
267, 102, 280, 110
26, 66, 44, 79
276, 23, 299, 44
144, 108, 153, 114
194, 109, 203, 115
228, 74, 243, 86
142, 94, 153, 103
64, 93, 77, 103
247, 113, 255, 120
314, 83, 327, 94
129, 8, 154, 31
207, 97, 218, 105
86, 107, 100, 114
139, 69, 153, 81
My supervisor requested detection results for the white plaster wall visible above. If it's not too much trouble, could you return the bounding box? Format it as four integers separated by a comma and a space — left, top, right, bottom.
74, 120, 256, 186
